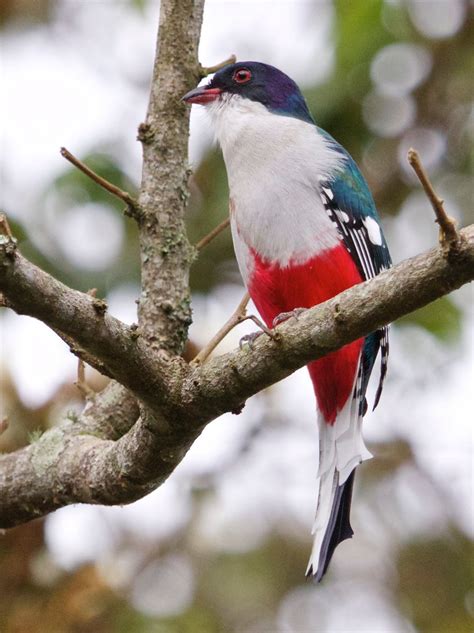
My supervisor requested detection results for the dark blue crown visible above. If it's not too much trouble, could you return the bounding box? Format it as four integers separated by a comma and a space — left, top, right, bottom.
208, 62, 314, 125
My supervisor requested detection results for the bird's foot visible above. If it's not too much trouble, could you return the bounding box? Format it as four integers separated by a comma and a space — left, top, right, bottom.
272, 307, 306, 327
239, 315, 280, 350
239, 331, 262, 350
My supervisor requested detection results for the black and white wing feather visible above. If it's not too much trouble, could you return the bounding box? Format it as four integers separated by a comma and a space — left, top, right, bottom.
318, 160, 392, 408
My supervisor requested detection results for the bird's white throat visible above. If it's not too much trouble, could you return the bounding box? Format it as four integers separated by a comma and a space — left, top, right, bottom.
206, 95, 346, 268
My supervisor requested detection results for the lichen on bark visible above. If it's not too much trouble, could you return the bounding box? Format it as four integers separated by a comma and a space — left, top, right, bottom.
137, 0, 205, 355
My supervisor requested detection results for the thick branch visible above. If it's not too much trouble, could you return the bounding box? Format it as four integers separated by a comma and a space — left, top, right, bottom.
0, 0, 209, 527
182, 225, 474, 419
1, 225, 473, 527
0, 248, 186, 413
137, 0, 205, 353
79, 381, 140, 440
1, 0, 472, 532
0, 381, 140, 526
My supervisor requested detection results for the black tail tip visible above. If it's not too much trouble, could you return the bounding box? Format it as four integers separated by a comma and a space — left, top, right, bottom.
305, 564, 325, 583
305, 471, 356, 582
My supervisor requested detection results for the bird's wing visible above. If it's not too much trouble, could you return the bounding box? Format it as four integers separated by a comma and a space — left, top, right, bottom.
318, 151, 392, 409
306, 152, 392, 580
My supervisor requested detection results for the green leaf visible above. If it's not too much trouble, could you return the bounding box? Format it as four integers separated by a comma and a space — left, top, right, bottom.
334, 0, 388, 74
396, 530, 474, 633
398, 296, 462, 341
127, 0, 147, 13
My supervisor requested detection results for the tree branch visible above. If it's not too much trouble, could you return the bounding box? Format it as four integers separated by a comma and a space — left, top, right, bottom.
0, 246, 186, 413
1, 225, 473, 527
79, 381, 140, 440
1, 0, 473, 533
0, 418, 9, 436
182, 225, 474, 419
60, 147, 139, 215
75, 358, 96, 401
199, 54, 237, 77
0, 381, 140, 526
0, 0, 210, 527
136, 0, 205, 354
407, 148, 460, 249
192, 292, 250, 364
195, 217, 230, 251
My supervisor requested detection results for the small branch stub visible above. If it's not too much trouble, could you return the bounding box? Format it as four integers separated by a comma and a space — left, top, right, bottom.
407, 148, 460, 250
199, 55, 237, 78
137, 122, 154, 145
92, 298, 108, 315
0, 418, 9, 436
130, 323, 141, 341
0, 214, 17, 257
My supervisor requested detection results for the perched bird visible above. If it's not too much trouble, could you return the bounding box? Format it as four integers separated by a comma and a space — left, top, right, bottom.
183, 62, 391, 581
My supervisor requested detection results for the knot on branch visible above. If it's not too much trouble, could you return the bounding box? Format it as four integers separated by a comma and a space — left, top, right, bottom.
129, 323, 141, 341
92, 297, 108, 315
137, 122, 155, 144
333, 301, 347, 327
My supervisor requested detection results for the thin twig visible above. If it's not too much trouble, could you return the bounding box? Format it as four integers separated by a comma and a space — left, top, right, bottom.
0, 214, 14, 240
191, 292, 250, 364
195, 217, 230, 250
407, 148, 459, 249
60, 147, 139, 213
75, 359, 96, 401
199, 54, 237, 78
0, 214, 17, 258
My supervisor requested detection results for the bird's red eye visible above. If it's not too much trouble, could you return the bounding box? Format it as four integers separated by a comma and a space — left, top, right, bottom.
233, 69, 252, 84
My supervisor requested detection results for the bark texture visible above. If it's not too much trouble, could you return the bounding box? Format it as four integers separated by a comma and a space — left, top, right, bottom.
1, 225, 473, 527
137, 0, 205, 354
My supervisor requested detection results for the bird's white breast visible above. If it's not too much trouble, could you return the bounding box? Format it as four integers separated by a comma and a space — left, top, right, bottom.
208, 95, 345, 276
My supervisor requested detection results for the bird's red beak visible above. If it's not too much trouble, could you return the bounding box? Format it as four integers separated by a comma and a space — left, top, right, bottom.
182, 86, 222, 105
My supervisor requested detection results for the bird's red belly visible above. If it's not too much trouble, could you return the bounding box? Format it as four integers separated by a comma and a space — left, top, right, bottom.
248, 244, 364, 424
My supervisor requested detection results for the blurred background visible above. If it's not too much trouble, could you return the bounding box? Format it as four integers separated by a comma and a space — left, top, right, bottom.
1, 0, 473, 631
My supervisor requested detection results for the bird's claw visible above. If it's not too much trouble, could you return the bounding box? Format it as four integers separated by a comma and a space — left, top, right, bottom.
272, 307, 306, 327
239, 314, 280, 350
239, 331, 262, 350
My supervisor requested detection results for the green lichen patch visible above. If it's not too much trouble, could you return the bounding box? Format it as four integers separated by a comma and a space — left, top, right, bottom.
31, 428, 66, 476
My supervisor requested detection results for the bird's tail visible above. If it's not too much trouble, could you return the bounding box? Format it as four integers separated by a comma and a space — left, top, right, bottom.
306, 367, 372, 581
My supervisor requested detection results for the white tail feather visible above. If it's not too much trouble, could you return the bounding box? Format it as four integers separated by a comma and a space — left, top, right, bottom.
306, 365, 372, 579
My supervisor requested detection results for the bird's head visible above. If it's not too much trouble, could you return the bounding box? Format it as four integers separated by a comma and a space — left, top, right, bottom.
182, 61, 313, 124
